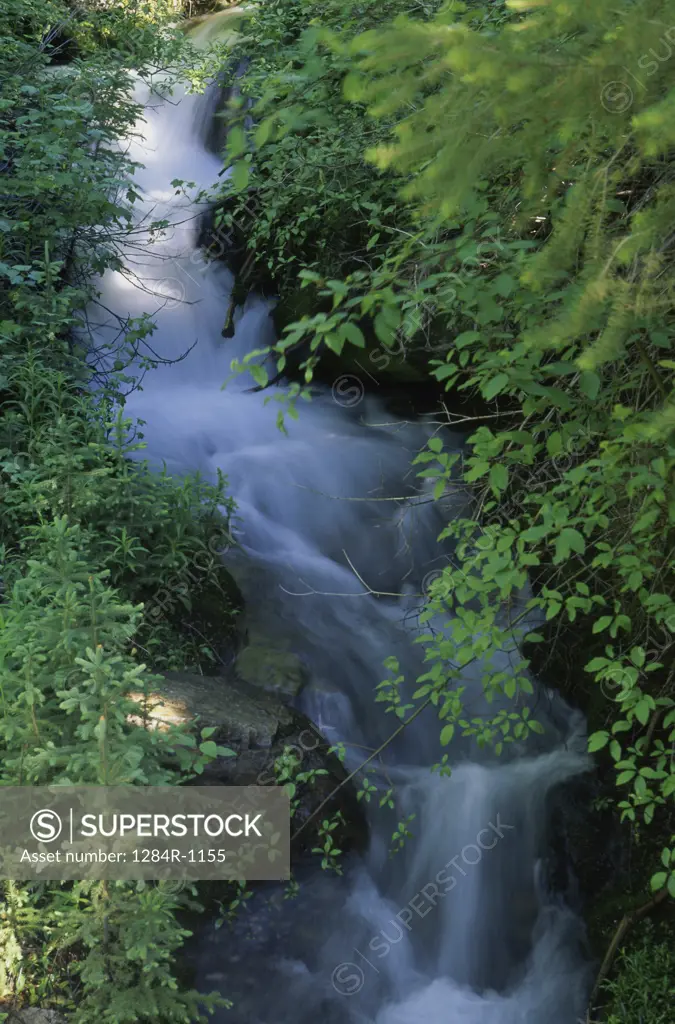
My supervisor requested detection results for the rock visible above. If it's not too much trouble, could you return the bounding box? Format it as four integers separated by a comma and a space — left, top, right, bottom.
128, 671, 367, 859
6, 1011, 67, 1024
140, 670, 293, 751
526, 622, 651, 956
546, 771, 632, 957
234, 628, 308, 701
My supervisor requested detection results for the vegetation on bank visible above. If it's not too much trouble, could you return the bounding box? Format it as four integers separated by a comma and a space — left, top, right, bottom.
216, 0, 675, 1015
0, 0, 238, 1018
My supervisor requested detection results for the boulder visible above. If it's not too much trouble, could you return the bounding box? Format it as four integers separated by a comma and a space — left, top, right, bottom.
137, 670, 289, 751
128, 671, 366, 859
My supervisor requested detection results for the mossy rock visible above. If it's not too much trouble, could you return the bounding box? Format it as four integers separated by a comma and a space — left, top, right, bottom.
234, 629, 308, 701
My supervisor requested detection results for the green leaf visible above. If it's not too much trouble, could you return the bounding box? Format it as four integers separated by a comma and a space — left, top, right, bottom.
373, 305, 400, 346
339, 321, 366, 348
254, 118, 273, 148
434, 364, 457, 382
588, 731, 609, 752
226, 126, 247, 158
454, 330, 481, 348
564, 527, 585, 553
250, 364, 269, 388
489, 463, 509, 493
493, 274, 516, 297
663, 776, 675, 797
199, 741, 218, 758
482, 373, 509, 401
440, 724, 455, 745
629, 646, 645, 668
555, 527, 586, 562
324, 332, 345, 355
579, 371, 601, 400
231, 160, 250, 192
547, 432, 563, 457
465, 460, 490, 482
592, 616, 612, 634
634, 699, 651, 726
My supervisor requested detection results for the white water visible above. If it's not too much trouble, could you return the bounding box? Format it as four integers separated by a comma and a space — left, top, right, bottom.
87, 61, 593, 1024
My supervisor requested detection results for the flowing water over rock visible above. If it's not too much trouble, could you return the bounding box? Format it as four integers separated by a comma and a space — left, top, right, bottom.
87, 37, 594, 1024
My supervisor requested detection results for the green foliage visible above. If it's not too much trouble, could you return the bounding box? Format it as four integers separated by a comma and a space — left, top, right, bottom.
1, 0, 237, 1016
601, 923, 675, 1023
272, 747, 344, 872
55, 879, 224, 1024
223, 0, 675, 924
0, 516, 229, 788
213, 0, 441, 295
0, 372, 237, 671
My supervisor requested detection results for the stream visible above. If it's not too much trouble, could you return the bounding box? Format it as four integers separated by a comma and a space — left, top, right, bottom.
87, 24, 594, 1024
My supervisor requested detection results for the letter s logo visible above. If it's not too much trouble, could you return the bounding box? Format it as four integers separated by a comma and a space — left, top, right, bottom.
331, 962, 365, 995
30, 809, 63, 843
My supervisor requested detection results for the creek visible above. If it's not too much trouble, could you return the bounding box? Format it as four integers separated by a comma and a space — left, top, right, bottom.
88, 22, 593, 1023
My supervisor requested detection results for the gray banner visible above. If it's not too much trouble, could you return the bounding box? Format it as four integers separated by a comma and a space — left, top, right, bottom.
0, 786, 290, 880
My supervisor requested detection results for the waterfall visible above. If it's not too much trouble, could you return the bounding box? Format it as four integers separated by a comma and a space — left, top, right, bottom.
86, 39, 593, 1024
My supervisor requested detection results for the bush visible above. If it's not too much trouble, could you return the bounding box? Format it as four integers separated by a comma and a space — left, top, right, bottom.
1, 0, 236, 1015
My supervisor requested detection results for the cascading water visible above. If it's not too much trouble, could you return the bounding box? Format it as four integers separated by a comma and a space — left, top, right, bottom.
88, 27, 594, 1024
